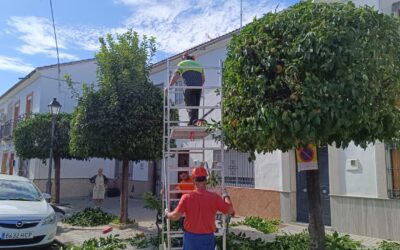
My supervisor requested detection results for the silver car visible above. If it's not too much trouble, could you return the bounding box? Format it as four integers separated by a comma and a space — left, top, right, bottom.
0, 174, 57, 248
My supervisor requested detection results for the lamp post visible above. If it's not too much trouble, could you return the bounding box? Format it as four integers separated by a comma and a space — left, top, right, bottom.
45, 98, 61, 196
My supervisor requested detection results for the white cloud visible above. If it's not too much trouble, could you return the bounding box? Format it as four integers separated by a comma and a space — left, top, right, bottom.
0, 55, 34, 74
7, 16, 79, 60
117, 0, 291, 54
7, 16, 119, 56
5, 1, 295, 63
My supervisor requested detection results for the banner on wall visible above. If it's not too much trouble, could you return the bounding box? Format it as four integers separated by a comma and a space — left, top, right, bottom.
296, 144, 318, 172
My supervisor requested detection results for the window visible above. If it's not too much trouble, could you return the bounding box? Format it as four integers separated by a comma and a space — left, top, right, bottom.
0, 108, 5, 124
13, 101, 20, 129
0, 179, 42, 201
386, 143, 400, 199
7, 103, 13, 121
213, 150, 255, 188
26, 92, 33, 117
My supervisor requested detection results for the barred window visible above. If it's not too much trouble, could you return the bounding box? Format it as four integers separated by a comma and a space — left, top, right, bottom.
386, 143, 400, 199
213, 150, 255, 188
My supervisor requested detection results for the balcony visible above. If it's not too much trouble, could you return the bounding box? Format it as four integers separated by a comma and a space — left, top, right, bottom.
0, 114, 31, 141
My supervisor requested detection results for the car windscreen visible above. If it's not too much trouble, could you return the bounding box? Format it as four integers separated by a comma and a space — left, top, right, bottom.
0, 179, 42, 201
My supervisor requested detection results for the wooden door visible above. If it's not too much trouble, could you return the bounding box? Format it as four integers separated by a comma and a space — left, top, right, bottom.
8, 153, 14, 175
1, 152, 8, 174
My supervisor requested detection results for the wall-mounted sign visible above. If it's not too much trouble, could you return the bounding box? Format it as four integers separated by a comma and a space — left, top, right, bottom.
296, 144, 318, 171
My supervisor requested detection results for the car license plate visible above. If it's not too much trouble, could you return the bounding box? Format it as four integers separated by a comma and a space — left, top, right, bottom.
0, 232, 34, 240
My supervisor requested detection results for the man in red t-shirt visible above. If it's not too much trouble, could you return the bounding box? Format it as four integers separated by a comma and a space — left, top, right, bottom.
166, 166, 234, 250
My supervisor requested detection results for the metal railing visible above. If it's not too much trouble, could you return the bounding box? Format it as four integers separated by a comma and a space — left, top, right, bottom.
0, 113, 34, 141
213, 150, 255, 188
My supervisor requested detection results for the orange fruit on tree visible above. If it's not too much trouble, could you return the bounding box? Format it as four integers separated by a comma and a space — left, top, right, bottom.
230, 119, 239, 128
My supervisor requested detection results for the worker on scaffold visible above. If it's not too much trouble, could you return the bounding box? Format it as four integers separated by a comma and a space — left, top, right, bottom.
169, 52, 205, 126
166, 166, 234, 250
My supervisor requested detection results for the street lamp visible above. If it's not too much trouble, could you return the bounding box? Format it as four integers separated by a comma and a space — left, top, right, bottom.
45, 98, 61, 196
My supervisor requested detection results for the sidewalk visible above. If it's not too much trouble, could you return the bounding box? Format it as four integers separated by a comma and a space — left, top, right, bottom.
54, 196, 158, 249
55, 197, 398, 249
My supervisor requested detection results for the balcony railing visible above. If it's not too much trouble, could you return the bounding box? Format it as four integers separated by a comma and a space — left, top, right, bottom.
0, 114, 33, 141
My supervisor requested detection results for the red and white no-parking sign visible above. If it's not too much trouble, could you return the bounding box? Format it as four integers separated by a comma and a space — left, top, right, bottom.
296, 144, 318, 171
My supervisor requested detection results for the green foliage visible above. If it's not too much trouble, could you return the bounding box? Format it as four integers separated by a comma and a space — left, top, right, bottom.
70, 29, 163, 162
62, 207, 117, 227
216, 231, 362, 250
13, 113, 73, 160
126, 233, 148, 248
231, 216, 281, 234
325, 231, 361, 250
378, 241, 400, 250
126, 233, 160, 249
267, 231, 310, 250
64, 234, 160, 250
63, 234, 126, 250
223, 1, 400, 154
216, 232, 270, 249
206, 169, 220, 187
143, 192, 162, 214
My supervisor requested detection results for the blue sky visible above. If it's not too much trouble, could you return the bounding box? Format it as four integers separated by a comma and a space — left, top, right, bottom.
0, 0, 298, 96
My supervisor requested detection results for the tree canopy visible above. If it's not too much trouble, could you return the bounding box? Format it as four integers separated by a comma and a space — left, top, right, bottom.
69, 30, 163, 161
223, 1, 400, 154
13, 113, 72, 160
13, 112, 73, 203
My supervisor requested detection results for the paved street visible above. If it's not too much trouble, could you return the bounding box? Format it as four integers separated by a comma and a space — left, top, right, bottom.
54, 196, 158, 249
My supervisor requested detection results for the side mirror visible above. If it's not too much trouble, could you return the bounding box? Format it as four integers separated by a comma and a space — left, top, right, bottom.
42, 193, 51, 202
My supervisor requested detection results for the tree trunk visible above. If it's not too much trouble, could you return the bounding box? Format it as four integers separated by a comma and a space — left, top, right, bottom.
54, 157, 61, 204
306, 169, 325, 250
120, 159, 129, 223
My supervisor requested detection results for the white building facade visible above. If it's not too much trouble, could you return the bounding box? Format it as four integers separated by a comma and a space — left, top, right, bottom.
0, 59, 154, 199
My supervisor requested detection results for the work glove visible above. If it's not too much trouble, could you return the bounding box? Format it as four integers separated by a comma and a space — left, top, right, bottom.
221, 188, 230, 199
164, 208, 169, 220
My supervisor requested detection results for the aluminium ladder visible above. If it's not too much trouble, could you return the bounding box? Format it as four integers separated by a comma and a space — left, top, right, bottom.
161, 60, 227, 250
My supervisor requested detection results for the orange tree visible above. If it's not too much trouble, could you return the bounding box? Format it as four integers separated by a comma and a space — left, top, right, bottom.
223, 2, 400, 249
70, 30, 162, 223
13, 113, 72, 203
